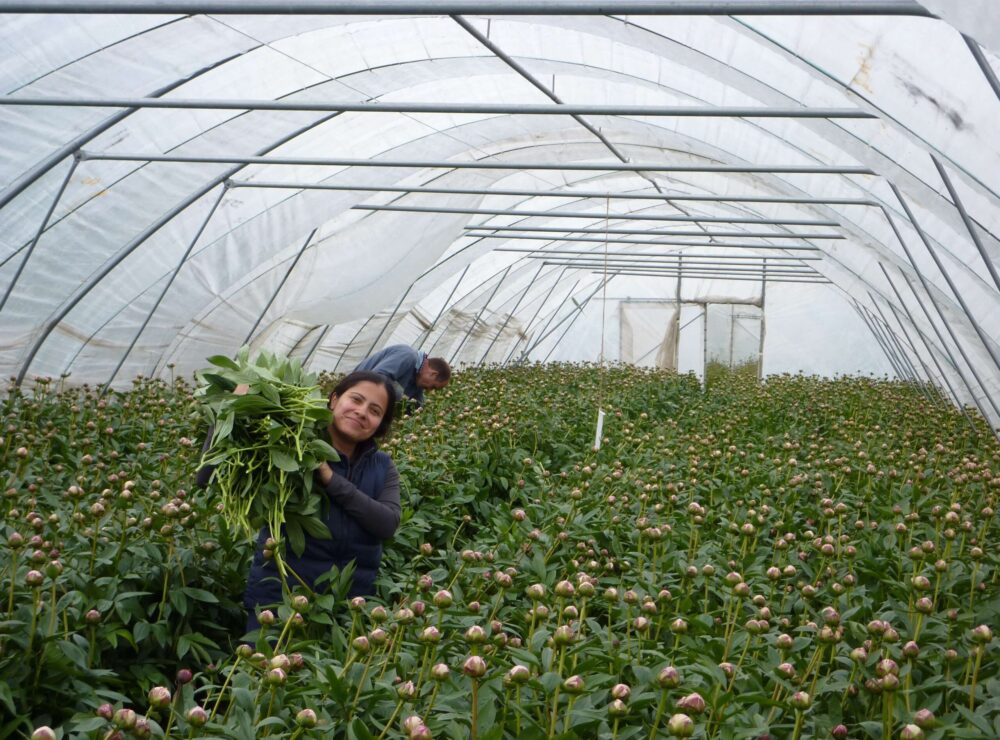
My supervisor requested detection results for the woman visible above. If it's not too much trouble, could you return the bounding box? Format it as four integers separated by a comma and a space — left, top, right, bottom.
235, 371, 401, 631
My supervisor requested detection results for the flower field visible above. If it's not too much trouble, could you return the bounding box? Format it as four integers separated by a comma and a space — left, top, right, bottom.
1, 365, 998, 739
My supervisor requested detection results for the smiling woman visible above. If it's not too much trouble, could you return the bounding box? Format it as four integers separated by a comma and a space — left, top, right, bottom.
243, 370, 401, 633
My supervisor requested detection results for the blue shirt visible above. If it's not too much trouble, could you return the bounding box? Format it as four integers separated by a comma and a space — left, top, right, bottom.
354, 344, 426, 405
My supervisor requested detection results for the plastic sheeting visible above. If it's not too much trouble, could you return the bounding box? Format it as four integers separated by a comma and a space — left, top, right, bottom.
0, 5, 998, 425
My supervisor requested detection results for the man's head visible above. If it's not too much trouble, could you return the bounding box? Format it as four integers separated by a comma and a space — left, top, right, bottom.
416, 356, 451, 391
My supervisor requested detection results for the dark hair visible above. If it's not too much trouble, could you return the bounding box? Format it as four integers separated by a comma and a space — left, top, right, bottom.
427, 357, 451, 382
330, 370, 398, 438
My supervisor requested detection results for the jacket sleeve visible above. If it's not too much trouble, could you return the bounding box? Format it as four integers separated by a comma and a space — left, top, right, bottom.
324, 462, 401, 540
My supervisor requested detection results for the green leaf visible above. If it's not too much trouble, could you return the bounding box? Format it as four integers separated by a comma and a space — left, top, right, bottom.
207, 355, 242, 371
270, 448, 299, 472
181, 587, 220, 604
286, 517, 306, 558
290, 513, 331, 541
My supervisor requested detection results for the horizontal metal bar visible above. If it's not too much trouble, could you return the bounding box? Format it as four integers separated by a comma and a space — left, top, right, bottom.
495, 246, 821, 260
360, 203, 840, 225
0, 1, 932, 15
2, 97, 875, 118
470, 232, 821, 249
539, 258, 818, 275
228, 179, 879, 206
81, 150, 876, 174
468, 224, 844, 238
589, 269, 832, 284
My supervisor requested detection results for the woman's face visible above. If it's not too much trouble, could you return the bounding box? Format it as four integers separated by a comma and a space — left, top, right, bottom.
329, 380, 389, 446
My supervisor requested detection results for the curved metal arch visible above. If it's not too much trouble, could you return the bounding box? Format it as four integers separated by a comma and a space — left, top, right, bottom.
15, 107, 355, 384
15, 22, 993, 385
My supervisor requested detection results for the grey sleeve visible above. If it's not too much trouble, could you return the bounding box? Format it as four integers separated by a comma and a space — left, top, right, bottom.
324, 462, 401, 540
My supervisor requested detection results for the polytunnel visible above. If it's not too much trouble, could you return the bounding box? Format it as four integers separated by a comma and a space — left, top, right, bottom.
1, 0, 999, 429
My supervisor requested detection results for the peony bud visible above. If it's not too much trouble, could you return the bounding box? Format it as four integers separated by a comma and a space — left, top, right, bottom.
296, 709, 317, 728
666, 713, 695, 737
462, 656, 487, 678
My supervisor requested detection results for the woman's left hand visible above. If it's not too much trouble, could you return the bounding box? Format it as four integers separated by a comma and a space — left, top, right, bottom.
315, 462, 334, 486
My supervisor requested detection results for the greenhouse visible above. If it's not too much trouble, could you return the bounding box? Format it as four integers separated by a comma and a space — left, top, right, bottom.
1, 2, 998, 739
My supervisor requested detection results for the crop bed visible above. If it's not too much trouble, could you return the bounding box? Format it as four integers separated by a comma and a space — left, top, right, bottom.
1, 365, 997, 739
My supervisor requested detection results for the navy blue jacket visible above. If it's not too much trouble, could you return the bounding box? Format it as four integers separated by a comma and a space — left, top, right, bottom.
243, 438, 399, 609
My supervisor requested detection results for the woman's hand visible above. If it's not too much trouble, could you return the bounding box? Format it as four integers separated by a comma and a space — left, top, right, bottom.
315, 462, 334, 486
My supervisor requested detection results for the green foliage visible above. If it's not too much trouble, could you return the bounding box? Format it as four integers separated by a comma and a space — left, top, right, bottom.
196, 348, 335, 559
0, 365, 997, 739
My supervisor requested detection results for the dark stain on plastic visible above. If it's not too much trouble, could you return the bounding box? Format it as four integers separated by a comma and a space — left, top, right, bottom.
900, 79, 965, 129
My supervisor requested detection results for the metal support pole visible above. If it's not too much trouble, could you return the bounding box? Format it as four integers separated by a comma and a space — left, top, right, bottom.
0, 154, 80, 315
889, 184, 1000, 380
853, 299, 906, 380
495, 247, 821, 260
15, 111, 347, 386
591, 270, 829, 284
101, 184, 229, 392
929, 154, 1000, 294
884, 300, 949, 406
244, 227, 318, 345
877, 203, 998, 419
963, 35, 1000, 103
83, 151, 876, 175
478, 233, 823, 250
869, 293, 929, 394
758, 258, 766, 379
479, 263, 544, 365
360, 204, 839, 226
500, 267, 567, 365
332, 315, 377, 374
533, 259, 818, 276
879, 262, 968, 412
541, 278, 613, 364
229, 178, 878, 207
449, 265, 512, 365
302, 325, 334, 369
471, 225, 844, 239
0, 2, 934, 17
0, 56, 241, 214
517, 279, 581, 362
361, 282, 416, 360
417, 265, 470, 351
2, 96, 876, 119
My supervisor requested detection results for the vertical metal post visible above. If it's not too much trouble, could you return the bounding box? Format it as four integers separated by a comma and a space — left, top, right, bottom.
244, 228, 319, 345
890, 183, 1000, 376
675, 256, 683, 371
0, 154, 80, 315
417, 265, 470, 351
100, 184, 230, 392
517, 278, 580, 363
758, 257, 767, 379
541, 277, 613, 363
878, 203, 999, 419
479, 263, 544, 365
501, 266, 567, 365
880, 263, 967, 412
929, 154, 1000, 294
449, 264, 512, 365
